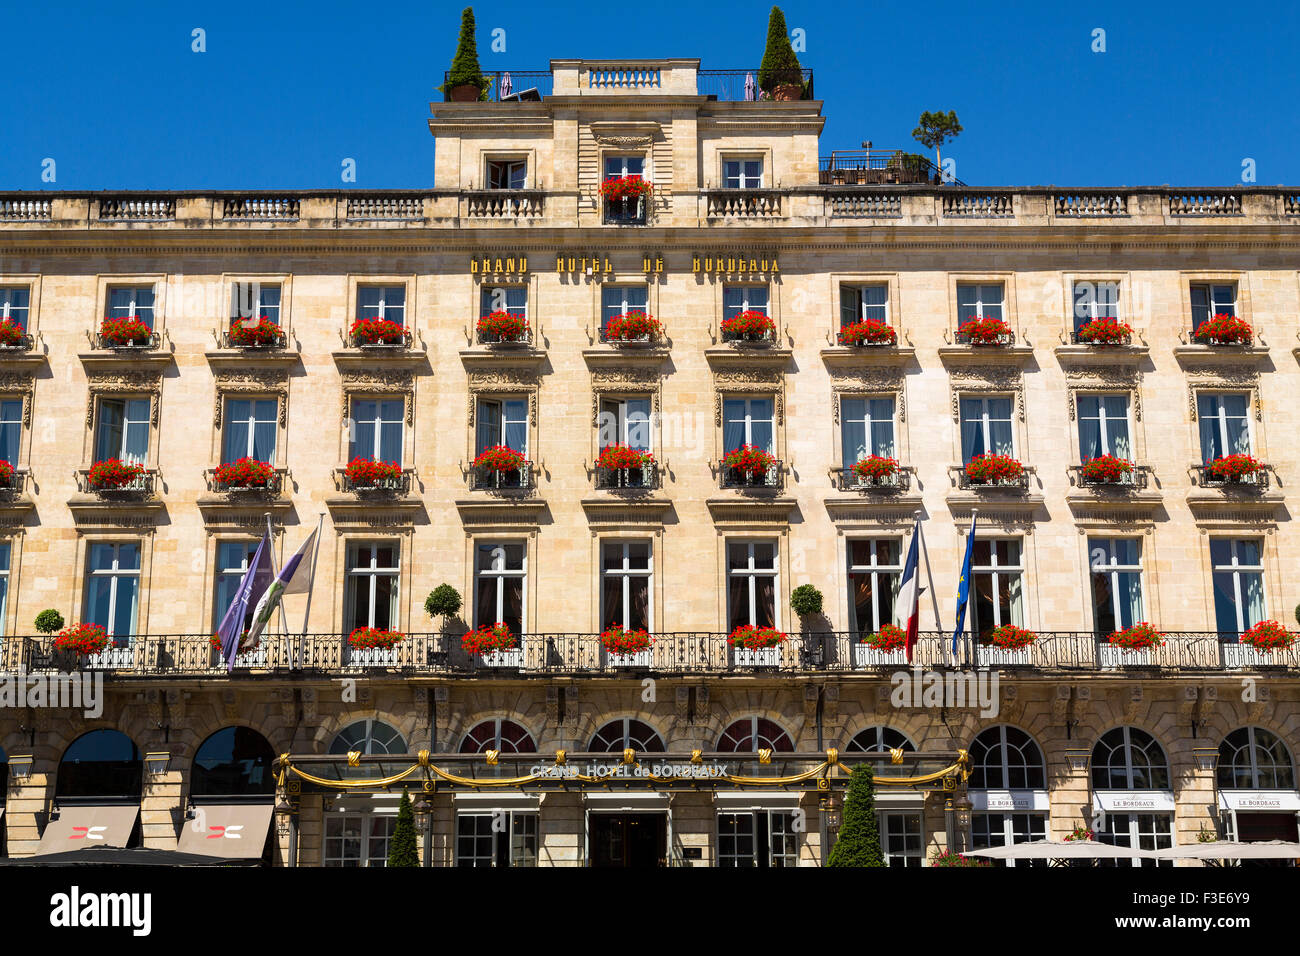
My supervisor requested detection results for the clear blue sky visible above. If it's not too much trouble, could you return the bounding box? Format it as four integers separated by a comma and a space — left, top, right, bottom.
3, 0, 1297, 190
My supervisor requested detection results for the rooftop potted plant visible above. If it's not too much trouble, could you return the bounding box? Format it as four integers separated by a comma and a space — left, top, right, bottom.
442, 8, 492, 102
757, 7, 804, 101
53, 622, 109, 657
87, 458, 146, 491
1076, 317, 1133, 346
604, 311, 662, 343
956, 316, 1013, 345
346, 457, 403, 489
721, 310, 777, 342
1081, 455, 1134, 485
476, 310, 530, 343
1204, 453, 1265, 483
99, 316, 154, 348
228, 316, 282, 347
838, 319, 896, 346
214, 457, 276, 491
349, 317, 407, 346
1193, 314, 1252, 345
964, 453, 1024, 486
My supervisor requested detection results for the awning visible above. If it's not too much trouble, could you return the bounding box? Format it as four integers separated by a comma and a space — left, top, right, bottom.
966, 839, 1157, 860
873, 790, 926, 810
1154, 840, 1300, 860
175, 804, 273, 859
713, 791, 804, 809
969, 789, 1050, 812
35, 805, 138, 855
583, 792, 670, 810
1093, 790, 1176, 813
1218, 790, 1300, 812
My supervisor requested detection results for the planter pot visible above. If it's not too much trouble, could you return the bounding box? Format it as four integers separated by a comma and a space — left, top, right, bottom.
479, 646, 524, 668
1098, 643, 1153, 668
605, 649, 653, 668
212, 644, 269, 669
731, 645, 782, 667
1223, 643, 1290, 669
771, 83, 802, 101
449, 83, 482, 102
348, 645, 401, 668
853, 644, 907, 668
84, 642, 133, 670
976, 644, 1033, 667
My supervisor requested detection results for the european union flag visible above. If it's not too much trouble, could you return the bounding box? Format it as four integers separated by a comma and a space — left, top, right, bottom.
951, 512, 978, 657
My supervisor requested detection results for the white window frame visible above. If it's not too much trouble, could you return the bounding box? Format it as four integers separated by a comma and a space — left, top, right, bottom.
0, 540, 10, 638
958, 395, 1015, 461
971, 812, 1048, 867
475, 396, 530, 457
598, 396, 653, 451
970, 538, 1026, 631
839, 283, 889, 326
600, 540, 653, 631
1190, 282, 1236, 330
213, 539, 258, 631
455, 811, 538, 867
474, 541, 527, 631
840, 395, 896, 463
345, 541, 400, 630
1210, 538, 1266, 634
480, 285, 528, 318
717, 810, 798, 867
603, 153, 647, 180
0, 287, 30, 327
323, 814, 395, 867
349, 397, 404, 464
459, 718, 536, 754
846, 538, 902, 634
230, 281, 281, 326
356, 285, 406, 324
1098, 813, 1173, 868
1197, 392, 1254, 459
485, 158, 528, 190
879, 811, 924, 867
1076, 392, 1132, 459
95, 396, 151, 465
956, 283, 1005, 322
722, 158, 764, 189
1088, 538, 1144, 633
223, 397, 278, 463
726, 541, 780, 629
722, 396, 775, 453
1072, 280, 1121, 327
0, 397, 23, 467
600, 285, 649, 328
330, 719, 407, 755
84, 542, 140, 640
722, 285, 770, 317
106, 285, 156, 325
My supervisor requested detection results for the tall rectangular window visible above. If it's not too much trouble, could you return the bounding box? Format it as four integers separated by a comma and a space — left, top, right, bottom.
841, 397, 895, 463
723, 159, 763, 189
1197, 393, 1251, 460
350, 398, 403, 463
222, 398, 277, 463
476, 398, 528, 456
1072, 281, 1120, 331
717, 811, 798, 867
1089, 538, 1143, 637
971, 813, 1048, 867
95, 397, 150, 464
879, 812, 923, 867
726, 541, 778, 630
356, 286, 405, 324
839, 284, 888, 327
1077, 394, 1132, 460
970, 539, 1024, 637
1211, 539, 1265, 635
722, 286, 769, 318
479, 286, 527, 318
486, 159, 527, 190
604, 155, 645, 179
0, 541, 10, 637
601, 541, 651, 631
847, 539, 901, 635
323, 815, 395, 867
107, 286, 155, 326
599, 397, 651, 452
956, 283, 1004, 322
959, 397, 1014, 462
84, 542, 140, 641
722, 398, 774, 454
456, 812, 538, 866
0, 288, 30, 329
345, 542, 399, 631
230, 282, 281, 325
1190, 283, 1236, 331
0, 399, 21, 466
474, 542, 525, 634
601, 285, 648, 330
213, 540, 259, 632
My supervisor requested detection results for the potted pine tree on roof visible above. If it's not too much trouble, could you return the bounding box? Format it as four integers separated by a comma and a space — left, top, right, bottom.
757, 7, 805, 101
443, 7, 491, 102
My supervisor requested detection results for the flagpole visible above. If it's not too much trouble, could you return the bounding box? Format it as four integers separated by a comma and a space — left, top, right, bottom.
964, 510, 978, 670
915, 510, 943, 659
298, 512, 325, 668
266, 513, 290, 641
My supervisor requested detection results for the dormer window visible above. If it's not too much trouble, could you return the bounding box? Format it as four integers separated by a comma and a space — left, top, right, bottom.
487, 160, 527, 190
723, 159, 763, 189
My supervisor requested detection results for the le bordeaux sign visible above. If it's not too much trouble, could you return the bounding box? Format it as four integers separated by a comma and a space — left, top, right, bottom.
469, 253, 780, 277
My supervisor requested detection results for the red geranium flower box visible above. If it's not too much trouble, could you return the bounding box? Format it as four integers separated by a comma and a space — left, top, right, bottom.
1240, 620, 1295, 652
838, 319, 896, 346
964, 453, 1024, 485
599, 176, 653, 201
726, 625, 789, 649
720, 310, 776, 342
476, 311, 530, 342
596, 444, 655, 471
604, 311, 662, 342
54, 623, 109, 656
227, 317, 282, 347
852, 455, 899, 482
350, 317, 407, 346
1193, 314, 1252, 345
1081, 455, 1134, 484
0, 318, 27, 348
601, 626, 654, 656
346, 457, 403, 487
348, 627, 406, 650
722, 444, 777, 476
99, 316, 154, 348
1076, 317, 1134, 346
956, 317, 1013, 345
1107, 622, 1165, 652
214, 458, 275, 490
0, 460, 16, 488
862, 624, 907, 652
88, 459, 146, 490
1205, 453, 1264, 482
989, 625, 1037, 650
473, 445, 528, 473
462, 622, 517, 655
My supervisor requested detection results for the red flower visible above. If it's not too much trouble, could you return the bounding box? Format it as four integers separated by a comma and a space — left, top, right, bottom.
929, 850, 992, 867
227, 316, 282, 347
99, 316, 153, 347
838, 319, 896, 346
1064, 825, 1095, 842
852, 455, 898, 481
600, 176, 653, 201
988, 625, 1036, 650
0, 318, 27, 348
862, 624, 906, 651
473, 445, 528, 473
54, 623, 109, 656
1081, 455, 1134, 484
1193, 314, 1252, 345
1107, 622, 1165, 651
722, 444, 776, 477
604, 311, 662, 342
88, 459, 145, 490
600, 626, 655, 655
462, 622, 517, 655
1205, 454, 1264, 481
348, 627, 406, 650
720, 311, 776, 341
957, 316, 1012, 345
476, 311, 530, 342
0, 460, 15, 486
1076, 317, 1133, 345
727, 625, 788, 649
1240, 620, 1295, 652
596, 444, 655, 471
349, 317, 407, 346
214, 458, 275, 489
964, 453, 1023, 484
346, 457, 403, 487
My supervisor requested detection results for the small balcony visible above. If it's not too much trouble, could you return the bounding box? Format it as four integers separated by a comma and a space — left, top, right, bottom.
718, 460, 783, 491
475, 325, 534, 348
1069, 463, 1151, 491
0, 328, 34, 353
603, 196, 647, 226
835, 465, 913, 493
952, 464, 1034, 493
469, 464, 535, 493
953, 327, 1016, 347
594, 465, 659, 491
440, 69, 554, 102
1192, 463, 1272, 490
346, 324, 412, 350
704, 189, 783, 220
334, 467, 414, 496
218, 325, 287, 351
204, 466, 288, 496
76, 467, 159, 498
817, 149, 943, 186
464, 190, 546, 220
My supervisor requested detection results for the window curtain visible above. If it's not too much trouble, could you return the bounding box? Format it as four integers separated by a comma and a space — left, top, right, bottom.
503, 399, 528, 455
1103, 395, 1131, 459
602, 576, 624, 629
96, 401, 124, 461
0, 400, 21, 465
756, 575, 776, 627
474, 580, 497, 629
476, 401, 502, 454
630, 577, 650, 631
727, 578, 748, 630
988, 399, 1014, 456
625, 399, 651, 451
502, 580, 524, 635
1224, 395, 1250, 454
1197, 396, 1221, 461
252, 400, 277, 461
959, 399, 985, 460
850, 572, 875, 635
1117, 572, 1142, 629
1005, 573, 1024, 627
861, 285, 888, 319
1241, 572, 1265, 629
869, 398, 895, 456
841, 398, 867, 463
839, 286, 859, 326
379, 400, 403, 463
723, 400, 747, 453
1190, 285, 1210, 330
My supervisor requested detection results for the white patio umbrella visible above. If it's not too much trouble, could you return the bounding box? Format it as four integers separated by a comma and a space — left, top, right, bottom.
499, 72, 512, 99
1153, 840, 1300, 860
964, 839, 1158, 860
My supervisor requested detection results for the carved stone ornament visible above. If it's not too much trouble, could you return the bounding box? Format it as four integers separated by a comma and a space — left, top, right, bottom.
0, 371, 35, 428
1064, 367, 1143, 422
85, 370, 163, 428
829, 368, 907, 424
590, 368, 663, 425
1184, 367, 1262, 421
592, 134, 655, 148
949, 366, 1025, 422
711, 366, 785, 426
213, 368, 290, 427
340, 369, 416, 426
467, 369, 542, 427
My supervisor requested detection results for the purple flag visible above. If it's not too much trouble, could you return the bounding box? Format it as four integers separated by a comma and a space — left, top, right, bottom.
216, 534, 274, 671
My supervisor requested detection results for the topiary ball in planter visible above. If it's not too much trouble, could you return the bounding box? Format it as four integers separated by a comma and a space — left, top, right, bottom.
790, 584, 824, 617
425, 584, 463, 620
35, 609, 65, 634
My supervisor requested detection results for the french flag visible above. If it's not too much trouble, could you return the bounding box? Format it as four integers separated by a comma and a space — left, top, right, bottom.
896, 517, 923, 662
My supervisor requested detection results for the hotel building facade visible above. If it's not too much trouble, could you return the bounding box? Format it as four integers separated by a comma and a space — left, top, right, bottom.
0, 58, 1298, 867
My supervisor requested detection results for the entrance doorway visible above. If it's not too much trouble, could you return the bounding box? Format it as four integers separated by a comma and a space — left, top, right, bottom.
589, 813, 667, 867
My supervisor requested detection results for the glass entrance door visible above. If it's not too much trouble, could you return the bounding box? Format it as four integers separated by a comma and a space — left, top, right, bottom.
589, 813, 667, 867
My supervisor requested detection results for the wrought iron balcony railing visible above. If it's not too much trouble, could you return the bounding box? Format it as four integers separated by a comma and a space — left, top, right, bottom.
7, 631, 1295, 678
835, 465, 913, 492
474, 325, 533, 347
0, 468, 31, 496
1069, 464, 1151, 490
76, 467, 158, 497
347, 326, 412, 349
219, 326, 287, 350
817, 148, 942, 185
0, 330, 34, 352
953, 327, 1016, 346
594, 465, 659, 491
334, 467, 413, 495
697, 68, 814, 101
90, 329, 162, 351
719, 460, 783, 490
469, 464, 534, 492
598, 326, 662, 346
952, 465, 1033, 492
1069, 326, 1133, 346
1192, 463, 1271, 490
441, 70, 554, 102
205, 467, 288, 495
603, 196, 647, 225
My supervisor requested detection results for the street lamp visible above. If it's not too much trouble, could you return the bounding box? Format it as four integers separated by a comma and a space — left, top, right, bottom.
413, 796, 433, 867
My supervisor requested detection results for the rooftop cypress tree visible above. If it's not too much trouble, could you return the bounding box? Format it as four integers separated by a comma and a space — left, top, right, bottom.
757, 7, 803, 94
388, 789, 420, 867
826, 764, 885, 866
445, 8, 487, 98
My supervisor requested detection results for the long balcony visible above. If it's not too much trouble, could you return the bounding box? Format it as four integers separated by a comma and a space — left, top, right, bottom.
7, 631, 1295, 678
439, 65, 814, 102
818, 149, 944, 186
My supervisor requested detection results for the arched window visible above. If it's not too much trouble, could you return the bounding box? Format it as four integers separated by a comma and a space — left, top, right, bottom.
57, 730, 142, 799
846, 726, 915, 753
191, 727, 275, 796
589, 719, 664, 752
717, 718, 794, 753
969, 726, 1046, 790
460, 719, 537, 754
329, 719, 407, 756
1218, 727, 1295, 790
1091, 727, 1169, 790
